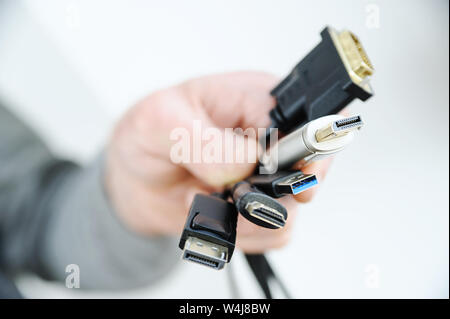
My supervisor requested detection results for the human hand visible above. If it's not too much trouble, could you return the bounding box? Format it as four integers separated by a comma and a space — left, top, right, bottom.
104, 72, 333, 253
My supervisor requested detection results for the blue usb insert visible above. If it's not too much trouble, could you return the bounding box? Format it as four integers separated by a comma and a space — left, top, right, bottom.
291, 176, 318, 195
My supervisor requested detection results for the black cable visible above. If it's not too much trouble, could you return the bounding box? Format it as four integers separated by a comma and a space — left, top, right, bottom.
244, 254, 274, 299
244, 253, 292, 299
219, 186, 292, 299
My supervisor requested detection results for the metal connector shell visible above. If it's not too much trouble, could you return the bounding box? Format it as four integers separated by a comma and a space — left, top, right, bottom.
182, 237, 228, 270
275, 173, 318, 195
245, 201, 286, 228
247, 170, 318, 199
332, 30, 374, 87
262, 115, 360, 172
232, 181, 288, 229
315, 115, 364, 142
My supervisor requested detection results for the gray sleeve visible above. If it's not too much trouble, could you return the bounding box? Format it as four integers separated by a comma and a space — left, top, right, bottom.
0, 105, 179, 289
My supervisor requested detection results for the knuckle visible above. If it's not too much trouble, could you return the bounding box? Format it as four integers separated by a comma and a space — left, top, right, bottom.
271, 231, 291, 249
294, 189, 316, 203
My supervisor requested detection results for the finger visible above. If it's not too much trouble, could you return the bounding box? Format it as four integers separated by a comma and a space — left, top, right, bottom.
236, 222, 294, 253
181, 71, 279, 129
181, 126, 261, 187
135, 178, 213, 235
128, 89, 262, 188
133, 71, 279, 157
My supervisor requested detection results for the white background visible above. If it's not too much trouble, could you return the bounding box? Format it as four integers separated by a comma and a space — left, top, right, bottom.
0, 0, 448, 298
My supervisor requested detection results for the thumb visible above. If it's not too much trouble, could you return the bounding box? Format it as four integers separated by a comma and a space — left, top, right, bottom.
134, 83, 262, 188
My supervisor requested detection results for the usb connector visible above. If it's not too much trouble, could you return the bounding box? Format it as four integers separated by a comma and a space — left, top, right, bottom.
248, 170, 318, 198
275, 172, 318, 195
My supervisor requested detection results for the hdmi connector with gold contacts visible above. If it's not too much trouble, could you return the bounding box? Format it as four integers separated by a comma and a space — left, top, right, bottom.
232, 181, 288, 229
